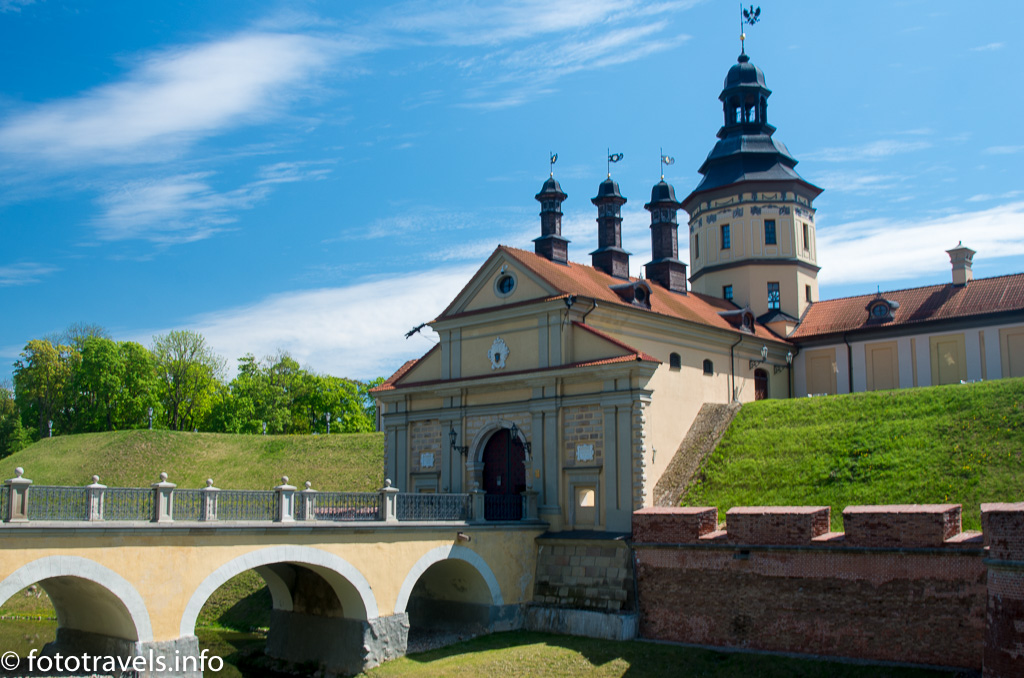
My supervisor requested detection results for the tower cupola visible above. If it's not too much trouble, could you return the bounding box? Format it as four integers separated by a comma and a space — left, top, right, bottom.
590, 176, 630, 279
534, 175, 569, 264
644, 179, 687, 294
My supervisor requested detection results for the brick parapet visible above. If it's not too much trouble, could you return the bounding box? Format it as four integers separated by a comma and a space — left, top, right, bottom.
725, 506, 830, 545
981, 502, 1024, 561
632, 507, 717, 544
843, 504, 962, 548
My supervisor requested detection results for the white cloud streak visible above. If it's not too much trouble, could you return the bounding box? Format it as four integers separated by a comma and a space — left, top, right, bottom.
0, 262, 59, 286
817, 202, 1024, 285
0, 32, 333, 165
804, 139, 932, 163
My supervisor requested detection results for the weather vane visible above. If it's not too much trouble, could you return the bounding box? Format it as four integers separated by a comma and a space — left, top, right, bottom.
741, 4, 761, 55
549, 151, 558, 177
660, 147, 674, 180
607, 148, 623, 176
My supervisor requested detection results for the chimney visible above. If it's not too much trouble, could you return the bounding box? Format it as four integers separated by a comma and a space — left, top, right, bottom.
590, 176, 630, 278
534, 176, 569, 263
644, 179, 687, 293
946, 242, 975, 286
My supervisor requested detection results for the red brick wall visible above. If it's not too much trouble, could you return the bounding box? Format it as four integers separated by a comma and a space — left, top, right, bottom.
632, 504, 1007, 671
981, 502, 1024, 678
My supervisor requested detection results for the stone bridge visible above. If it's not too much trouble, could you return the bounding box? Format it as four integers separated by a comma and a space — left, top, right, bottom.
0, 469, 545, 676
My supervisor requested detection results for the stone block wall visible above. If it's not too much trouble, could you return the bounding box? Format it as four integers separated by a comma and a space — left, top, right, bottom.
409, 419, 442, 473
562, 405, 603, 467
533, 536, 633, 613
631, 503, 1024, 674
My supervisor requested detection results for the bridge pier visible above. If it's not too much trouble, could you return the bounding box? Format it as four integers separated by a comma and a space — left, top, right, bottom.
266, 611, 410, 676
40, 630, 202, 678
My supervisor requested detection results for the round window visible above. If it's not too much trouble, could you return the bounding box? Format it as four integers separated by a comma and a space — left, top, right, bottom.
495, 274, 516, 297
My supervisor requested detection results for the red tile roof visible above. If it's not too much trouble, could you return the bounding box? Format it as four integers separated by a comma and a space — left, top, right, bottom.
483, 246, 783, 342
791, 273, 1024, 339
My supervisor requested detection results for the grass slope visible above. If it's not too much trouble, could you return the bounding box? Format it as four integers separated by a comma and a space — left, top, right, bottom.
362, 631, 950, 678
0, 429, 385, 490
684, 378, 1024, 530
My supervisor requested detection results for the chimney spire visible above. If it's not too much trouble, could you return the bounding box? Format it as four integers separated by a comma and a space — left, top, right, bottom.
590, 176, 630, 278
534, 175, 569, 264
946, 242, 975, 286
644, 179, 687, 293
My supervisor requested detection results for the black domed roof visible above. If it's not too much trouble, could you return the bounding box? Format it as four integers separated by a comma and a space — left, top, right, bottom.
724, 53, 766, 89
535, 175, 566, 201
648, 179, 678, 205
595, 176, 623, 200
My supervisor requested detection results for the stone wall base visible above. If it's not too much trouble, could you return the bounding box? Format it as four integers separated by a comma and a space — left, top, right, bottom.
266, 611, 409, 676
526, 605, 637, 641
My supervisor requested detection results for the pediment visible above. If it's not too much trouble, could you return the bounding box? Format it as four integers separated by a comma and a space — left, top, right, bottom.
438, 247, 560, 318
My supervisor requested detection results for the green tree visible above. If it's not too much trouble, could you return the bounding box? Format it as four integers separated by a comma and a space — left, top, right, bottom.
0, 382, 27, 458
118, 341, 161, 429
76, 336, 125, 431
151, 330, 225, 431
12, 339, 80, 439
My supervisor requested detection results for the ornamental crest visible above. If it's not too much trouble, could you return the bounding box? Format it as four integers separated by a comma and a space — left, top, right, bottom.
488, 337, 509, 370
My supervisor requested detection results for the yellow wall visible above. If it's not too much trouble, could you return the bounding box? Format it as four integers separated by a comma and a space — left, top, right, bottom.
806, 348, 837, 395
865, 341, 899, 391
1000, 326, 1024, 378
930, 334, 967, 385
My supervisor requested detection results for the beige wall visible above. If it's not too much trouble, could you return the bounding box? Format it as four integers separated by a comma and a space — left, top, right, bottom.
1000, 326, 1024, 378
866, 341, 899, 391
931, 334, 967, 385
805, 348, 838, 395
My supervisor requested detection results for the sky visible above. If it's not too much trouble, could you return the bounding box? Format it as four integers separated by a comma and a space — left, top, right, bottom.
1, 0, 1022, 384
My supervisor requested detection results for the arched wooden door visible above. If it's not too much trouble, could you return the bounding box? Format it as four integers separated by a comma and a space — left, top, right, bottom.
481, 429, 525, 520
754, 368, 768, 401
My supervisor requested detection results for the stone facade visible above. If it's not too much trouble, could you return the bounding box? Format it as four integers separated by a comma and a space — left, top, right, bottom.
409, 419, 442, 473
532, 536, 633, 613
562, 405, 602, 467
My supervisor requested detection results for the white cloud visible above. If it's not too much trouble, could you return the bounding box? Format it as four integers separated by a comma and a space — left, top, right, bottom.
985, 145, 1024, 155
967, 190, 1023, 203
802, 169, 903, 194
970, 42, 1004, 52
92, 162, 330, 243
0, 32, 333, 165
817, 202, 1024, 285
145, 266, 480, 381
0, 0, 34, 12
805, 139, 931, 163
0, 262, 59, 286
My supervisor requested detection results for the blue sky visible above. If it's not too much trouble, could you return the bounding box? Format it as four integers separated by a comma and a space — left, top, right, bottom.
1, 0, 1021, 383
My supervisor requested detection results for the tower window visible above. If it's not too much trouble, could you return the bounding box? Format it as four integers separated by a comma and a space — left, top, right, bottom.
721, 224, 731, 250
767, 282, 780, 310
803, 223, 810, 251
764, 220, 776, 245
703, 359, 714, 375
723, 285, 733, 301
805, 285, 812, 303
694, 234, 700, 258
669, 352, 681, 369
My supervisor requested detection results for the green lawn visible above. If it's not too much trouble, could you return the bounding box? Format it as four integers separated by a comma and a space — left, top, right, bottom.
361, 631, 951, 678
684, 378, 1024, 530
0, 428, 385, 491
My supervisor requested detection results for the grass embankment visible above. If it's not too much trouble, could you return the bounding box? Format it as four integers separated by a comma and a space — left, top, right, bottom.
0, 428, 385, 490
362, 631, 950, 678
684, 378, 1024, 530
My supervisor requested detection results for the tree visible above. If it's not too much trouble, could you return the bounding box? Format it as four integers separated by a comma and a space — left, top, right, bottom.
150, 330, 225, 431
0, 382, 27, 458
12, 339, 80, 439
75, 338, 161, 431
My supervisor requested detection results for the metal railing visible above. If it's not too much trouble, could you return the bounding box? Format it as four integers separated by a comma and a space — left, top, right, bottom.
484, 494, 523, 521
26, 486, 89, 522
174, 489, 203, 521
397, 493, 472, 521
217, 490, 277, 522
104, 488, 154, 521
310, 492, 381, 521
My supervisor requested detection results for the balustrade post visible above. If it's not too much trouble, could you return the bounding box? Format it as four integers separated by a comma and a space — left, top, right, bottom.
5, 467, 32, 523
86, 475, 106, 521
275, 476, 297, 523
300, 482, 317, 522
470, 482, 486, 524
152, 472, 176, 523
522, 489, 539, 521
200, 479, 219, 522
380, 479, 399, 523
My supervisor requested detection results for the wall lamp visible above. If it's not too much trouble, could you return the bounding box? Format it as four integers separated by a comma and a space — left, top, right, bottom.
510, 422, 532, 459
449, 426, 469, 457
774, 350, 794, 375
749, 344, 769, 370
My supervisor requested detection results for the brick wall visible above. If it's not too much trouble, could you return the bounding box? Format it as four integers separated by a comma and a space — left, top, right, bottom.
533, 536, 633, 613
632, 503, 1024, 674
562, 405, 603, 467
409, 419, 442, 473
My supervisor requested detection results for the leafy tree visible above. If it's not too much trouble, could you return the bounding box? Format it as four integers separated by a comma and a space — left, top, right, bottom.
12, 339, 80, 439
75, 338, 160, 431
151, 330, 225, 431
118, 341, 161, 429
0, 382, 27, 458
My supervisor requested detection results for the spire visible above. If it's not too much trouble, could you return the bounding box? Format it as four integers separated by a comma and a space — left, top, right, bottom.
644, 179, 687, 294
590, 175, 630, 279
534, 173, 569, 264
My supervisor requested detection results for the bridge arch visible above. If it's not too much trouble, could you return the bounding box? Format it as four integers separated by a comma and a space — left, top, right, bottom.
395, 544, 503, 613
179, 545, 379, 637
0, 555, 153, 643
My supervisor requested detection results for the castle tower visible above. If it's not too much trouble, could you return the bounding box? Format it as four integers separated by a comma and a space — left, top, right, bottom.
644, 179, 687, 294
682, 52, 823, 335
590, 176, 630, 279
534, 175, 570, 264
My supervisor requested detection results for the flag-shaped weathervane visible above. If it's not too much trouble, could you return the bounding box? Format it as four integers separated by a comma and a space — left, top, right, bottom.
607, 149, 623, 176
549, 152, 558, 176
741, 5, 761, 54
660, 148, 675, 178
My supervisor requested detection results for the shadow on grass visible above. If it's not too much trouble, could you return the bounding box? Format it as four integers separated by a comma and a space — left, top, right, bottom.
397, 631, 961, 678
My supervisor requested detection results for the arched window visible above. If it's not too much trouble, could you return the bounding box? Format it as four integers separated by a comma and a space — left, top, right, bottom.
669, 353, 681, 370
703, 359, 714, 375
